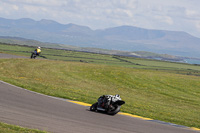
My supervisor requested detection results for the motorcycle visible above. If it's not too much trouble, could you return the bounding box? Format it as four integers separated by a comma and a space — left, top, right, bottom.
90, 95, 125, 115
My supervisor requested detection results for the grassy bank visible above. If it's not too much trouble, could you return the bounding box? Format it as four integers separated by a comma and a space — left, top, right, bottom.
1, 43, 200, 76
0, 58, 200, 129
0, 122, 48, 133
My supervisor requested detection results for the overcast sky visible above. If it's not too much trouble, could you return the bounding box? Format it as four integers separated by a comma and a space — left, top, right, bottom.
0, 0, 200, 38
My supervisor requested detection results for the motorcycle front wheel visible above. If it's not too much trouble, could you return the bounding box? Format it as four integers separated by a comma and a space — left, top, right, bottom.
90, 102, 98, 111
107, 105, 121, 115
30, 53, 36, 59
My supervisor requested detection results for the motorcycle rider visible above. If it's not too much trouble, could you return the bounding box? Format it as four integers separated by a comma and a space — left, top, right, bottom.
98, 94, 121, 109
34, 46, 41, 56
90, 94, 124, 115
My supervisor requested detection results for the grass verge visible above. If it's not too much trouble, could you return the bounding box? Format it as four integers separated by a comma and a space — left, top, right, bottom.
0, 122, 48, 133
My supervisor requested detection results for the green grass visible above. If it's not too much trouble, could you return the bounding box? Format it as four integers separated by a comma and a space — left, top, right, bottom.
0, 43, 200, 129
0, 122, 48, 133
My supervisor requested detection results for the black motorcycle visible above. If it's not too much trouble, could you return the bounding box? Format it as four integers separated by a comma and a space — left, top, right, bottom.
30, 51, 38, 59
90, 95, 125, 115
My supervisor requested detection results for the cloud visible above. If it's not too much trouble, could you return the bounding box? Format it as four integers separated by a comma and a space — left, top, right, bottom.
196, 21, 200, 31
154, 15, 173, 25
0, 0, 200, 37
186, 9, 197, 16
6, 0, 68, 7
12, 5, 19, 10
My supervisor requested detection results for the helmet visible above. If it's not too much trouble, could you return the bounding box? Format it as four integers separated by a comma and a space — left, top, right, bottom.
115, 94, 120, 98
38, 46, 41, 49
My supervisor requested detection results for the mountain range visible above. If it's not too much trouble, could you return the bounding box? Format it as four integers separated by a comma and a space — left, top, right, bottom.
0, 17, 200, 58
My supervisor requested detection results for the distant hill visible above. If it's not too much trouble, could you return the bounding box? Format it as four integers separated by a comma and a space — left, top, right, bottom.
0, 17, 200, 58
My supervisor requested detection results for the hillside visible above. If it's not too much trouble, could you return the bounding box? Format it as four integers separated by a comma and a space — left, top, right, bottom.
0, 58, 200, 129
1, 42, 200, 129
0, 17, 200, 57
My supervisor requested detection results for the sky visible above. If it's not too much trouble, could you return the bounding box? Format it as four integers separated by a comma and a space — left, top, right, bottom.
0, 0, 200, 38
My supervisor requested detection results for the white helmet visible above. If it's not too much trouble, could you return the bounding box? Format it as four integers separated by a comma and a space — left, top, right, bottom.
115, 94, 120, 98
38, 46, 41, 49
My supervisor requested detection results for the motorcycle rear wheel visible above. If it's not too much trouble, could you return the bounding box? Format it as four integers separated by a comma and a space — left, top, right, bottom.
107, 105, 121, 115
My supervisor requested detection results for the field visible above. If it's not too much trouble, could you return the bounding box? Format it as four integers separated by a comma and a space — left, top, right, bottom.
1, 43, 200, 74
0, 43, 200, 129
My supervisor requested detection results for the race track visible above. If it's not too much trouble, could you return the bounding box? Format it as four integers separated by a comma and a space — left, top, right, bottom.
0, 53, 199, 133
0, 81, 198, 133
0, 53, 28, 58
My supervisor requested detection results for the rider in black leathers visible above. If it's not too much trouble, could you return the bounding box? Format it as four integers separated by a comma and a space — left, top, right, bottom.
98, 94, 121, 109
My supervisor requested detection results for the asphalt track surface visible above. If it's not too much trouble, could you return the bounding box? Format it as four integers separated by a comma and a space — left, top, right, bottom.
0, 53, 199, 133
0, 53, 28, 58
